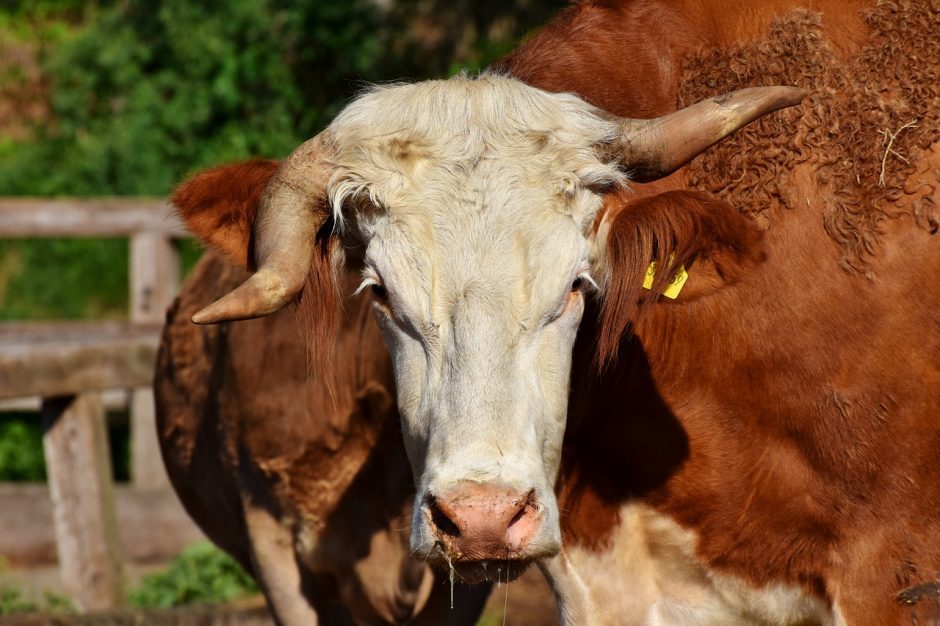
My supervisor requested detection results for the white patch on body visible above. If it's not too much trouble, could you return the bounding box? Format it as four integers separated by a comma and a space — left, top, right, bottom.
541, 503, 834, 626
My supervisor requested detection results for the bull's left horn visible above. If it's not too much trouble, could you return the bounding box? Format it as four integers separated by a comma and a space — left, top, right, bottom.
191, 133, 334, 324
611, 86, 806, 182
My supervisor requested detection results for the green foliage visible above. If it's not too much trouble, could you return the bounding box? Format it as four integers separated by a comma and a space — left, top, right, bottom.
0, 236, 197, 320
0, 1, 566, 320
0, 238, 127, 319
0, 586, 37, 615
0, 414, 45, 481
0, 585, 74, 615
129, 542, 259, 608
0, 0, 566, 196
0, 411, 129, 482
0, 0, 389, 196
41, 591, 76, 614
0, 2, 85, 44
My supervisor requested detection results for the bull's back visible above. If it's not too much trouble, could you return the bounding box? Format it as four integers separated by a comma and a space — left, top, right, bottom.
155, 251, 361, 565
155, 252, 449, 623
498, 0, 871, 121
155, 252, 258, 569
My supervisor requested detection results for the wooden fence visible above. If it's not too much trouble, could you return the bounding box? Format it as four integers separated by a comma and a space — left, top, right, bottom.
0, 199, 198, 612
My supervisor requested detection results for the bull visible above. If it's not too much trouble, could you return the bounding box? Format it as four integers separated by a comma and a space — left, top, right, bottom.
157, 0, 940, 624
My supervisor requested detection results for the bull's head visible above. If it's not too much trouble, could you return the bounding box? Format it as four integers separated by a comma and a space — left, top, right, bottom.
178, 75, 803, 581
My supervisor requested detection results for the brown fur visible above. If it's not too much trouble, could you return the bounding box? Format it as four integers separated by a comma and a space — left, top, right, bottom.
295, 235, 342, 386
494, 0, 704, 118
503, 0, 940, 623
173, 161, 342, 384
679, 1, 939, 274
156, 252, 492, 625
158, 1, 940, 623
897, 579, 940, 624
597, 189, 766, 366
161, 170, 492, 623
172, 159, 279, 269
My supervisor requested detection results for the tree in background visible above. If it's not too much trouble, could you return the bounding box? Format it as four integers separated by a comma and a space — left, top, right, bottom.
0, 0, 565, 321
0, 0, 566, 196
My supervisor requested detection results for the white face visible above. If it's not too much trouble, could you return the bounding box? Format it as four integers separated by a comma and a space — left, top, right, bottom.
327, 74, 623, 577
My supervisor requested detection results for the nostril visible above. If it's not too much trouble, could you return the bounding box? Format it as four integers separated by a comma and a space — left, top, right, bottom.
507, 504, 528, 529
427, 497, 461, 538
507, 490, 536, 529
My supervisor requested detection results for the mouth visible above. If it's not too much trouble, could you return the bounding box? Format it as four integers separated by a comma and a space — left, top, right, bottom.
428, 548, 535, 585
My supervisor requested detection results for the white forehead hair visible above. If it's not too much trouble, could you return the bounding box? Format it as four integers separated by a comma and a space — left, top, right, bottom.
325, 73, 626, 229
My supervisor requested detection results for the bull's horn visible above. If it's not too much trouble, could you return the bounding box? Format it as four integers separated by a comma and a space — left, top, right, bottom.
192, 133, 334, 324
613, 86, 806, 182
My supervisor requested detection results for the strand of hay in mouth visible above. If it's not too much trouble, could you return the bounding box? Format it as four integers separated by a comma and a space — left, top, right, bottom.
679, 1, 939, 275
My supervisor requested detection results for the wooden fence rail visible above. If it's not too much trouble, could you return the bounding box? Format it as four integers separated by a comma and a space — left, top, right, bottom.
0, 198, 192, 612
0, 199, 186, 237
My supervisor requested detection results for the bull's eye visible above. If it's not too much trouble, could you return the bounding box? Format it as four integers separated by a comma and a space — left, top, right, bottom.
371, 283, 388, 300
571, 276, 584, 292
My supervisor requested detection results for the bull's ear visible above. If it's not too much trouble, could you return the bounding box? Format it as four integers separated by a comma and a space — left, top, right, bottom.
171, 159, 280, 269
595, 189, 765, 362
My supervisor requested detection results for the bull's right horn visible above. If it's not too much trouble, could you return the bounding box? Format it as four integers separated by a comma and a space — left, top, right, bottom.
192, 132, 335, 325
610, 86, 806, 182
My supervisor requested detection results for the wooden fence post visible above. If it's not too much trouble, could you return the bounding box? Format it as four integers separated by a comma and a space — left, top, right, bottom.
129, 232, 179, 489
41, 393, 124, 611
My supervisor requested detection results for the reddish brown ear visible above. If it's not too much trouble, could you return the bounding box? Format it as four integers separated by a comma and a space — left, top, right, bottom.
172, 159, 280, 268
597, 189, 765, 364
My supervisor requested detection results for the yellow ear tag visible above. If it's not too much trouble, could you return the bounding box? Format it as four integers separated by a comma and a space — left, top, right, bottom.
643, 257, 689, 300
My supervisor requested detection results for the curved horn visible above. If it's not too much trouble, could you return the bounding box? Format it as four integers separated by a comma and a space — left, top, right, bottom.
613, 86, 806, 182
192, 133, 334, 324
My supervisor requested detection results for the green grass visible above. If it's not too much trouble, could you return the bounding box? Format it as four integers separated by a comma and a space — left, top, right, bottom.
128, 542, 259, 609
0, 587, 36, 615
0, 586, 74, 616
0, 540, 252, 615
